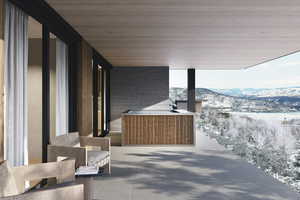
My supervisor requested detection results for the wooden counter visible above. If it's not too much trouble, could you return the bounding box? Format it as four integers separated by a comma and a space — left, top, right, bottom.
122, 110, 194, 145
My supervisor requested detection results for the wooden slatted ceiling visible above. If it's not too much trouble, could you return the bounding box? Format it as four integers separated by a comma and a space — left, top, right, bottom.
45, 0, 300, 69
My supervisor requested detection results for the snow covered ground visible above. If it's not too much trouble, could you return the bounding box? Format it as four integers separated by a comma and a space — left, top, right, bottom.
199, 109, 300, 193
230, 112, 300, 122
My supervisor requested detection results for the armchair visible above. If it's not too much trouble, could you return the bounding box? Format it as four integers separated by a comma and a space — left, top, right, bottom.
48, 132, 111, 174
0, 159, 84, 200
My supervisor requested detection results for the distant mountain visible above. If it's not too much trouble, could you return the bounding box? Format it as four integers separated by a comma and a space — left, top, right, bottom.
212, 87, 300, 98
169, 87, 300, 112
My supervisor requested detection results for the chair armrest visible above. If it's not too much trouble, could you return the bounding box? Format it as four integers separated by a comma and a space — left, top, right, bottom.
0, 184, 84, 200
48, 145, 87, 168
80, 137, 111, 152
12, 159, 76, 192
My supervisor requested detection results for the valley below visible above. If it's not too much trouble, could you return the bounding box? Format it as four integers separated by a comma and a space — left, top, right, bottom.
170, 86, 300, 192
170, 87, 300, 113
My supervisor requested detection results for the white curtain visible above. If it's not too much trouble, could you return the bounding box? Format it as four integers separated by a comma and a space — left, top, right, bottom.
56, 38, 69, 136
4, 1, 28, 166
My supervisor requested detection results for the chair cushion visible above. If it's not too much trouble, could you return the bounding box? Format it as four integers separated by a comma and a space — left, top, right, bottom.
87, 151, 109, 166
52, 132, 80, 147
0, 161, 19, 197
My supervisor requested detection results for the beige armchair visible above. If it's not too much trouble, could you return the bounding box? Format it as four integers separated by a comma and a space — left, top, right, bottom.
48, 132, 111, 174
0, 159, 84, 200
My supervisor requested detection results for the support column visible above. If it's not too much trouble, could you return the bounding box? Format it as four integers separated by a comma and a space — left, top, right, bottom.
42, 25, 50, 163
105, 69, 110, 133
68, 41, 79, 132
187, 68, 195, 112
92, 59, 99, 137
0, 0, 5, 161
77, 40, 93, 136
100, 68, 104, 136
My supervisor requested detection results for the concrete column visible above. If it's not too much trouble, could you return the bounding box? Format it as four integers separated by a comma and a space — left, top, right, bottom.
187, 68, 195, 112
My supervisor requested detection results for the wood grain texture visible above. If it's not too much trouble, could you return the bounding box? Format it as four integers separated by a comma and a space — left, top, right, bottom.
80, 136, 111, 152
122, 114, 194, 145
77, 40, 93, 136
49, 133, 111, 173
0, 0, 4, 162
45, 0, 300, 69
48, 145, 87, 168
0, 183, 84, 200
11, 159, 76, 194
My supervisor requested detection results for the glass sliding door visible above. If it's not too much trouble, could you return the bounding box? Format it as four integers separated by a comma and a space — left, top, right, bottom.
3, 0, 75, 169
98, 66, 104, 136
98, 67, 108, 135
4, 1, 29, 167
103, 70, 107, 132
4, 3, 46, 168
93, 60, 109, 137
4, 0, 68, 166
49, 33, 69, 140
49, 33, 56, 141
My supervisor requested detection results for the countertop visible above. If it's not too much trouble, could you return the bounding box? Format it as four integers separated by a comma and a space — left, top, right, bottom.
122, 109, 195, 116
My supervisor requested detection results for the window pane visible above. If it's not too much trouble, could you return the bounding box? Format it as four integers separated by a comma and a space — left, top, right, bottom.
169, 69, 187, 109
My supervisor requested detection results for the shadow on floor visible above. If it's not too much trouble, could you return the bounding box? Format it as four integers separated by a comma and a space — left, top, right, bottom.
89, 148, 299, 200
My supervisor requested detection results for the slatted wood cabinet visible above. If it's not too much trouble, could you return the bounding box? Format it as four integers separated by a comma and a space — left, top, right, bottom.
122, 111, 194, 145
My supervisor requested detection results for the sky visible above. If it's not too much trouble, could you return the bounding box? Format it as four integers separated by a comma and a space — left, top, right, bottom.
170, 52, 300, 89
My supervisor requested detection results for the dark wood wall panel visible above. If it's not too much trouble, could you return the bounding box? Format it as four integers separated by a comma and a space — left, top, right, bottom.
110, 67, 169, 132
77, 40, 93, 136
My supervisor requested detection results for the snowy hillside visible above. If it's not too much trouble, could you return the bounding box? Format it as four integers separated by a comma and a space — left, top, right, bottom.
213, 87, 300, 97
198, 109, 300, 192
170, 87, 300, 112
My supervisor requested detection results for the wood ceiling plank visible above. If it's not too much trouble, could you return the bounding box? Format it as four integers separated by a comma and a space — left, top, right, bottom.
46, 0, 300, 69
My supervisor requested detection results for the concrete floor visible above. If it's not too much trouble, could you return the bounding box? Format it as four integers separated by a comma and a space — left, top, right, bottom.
76, 131, 300, 200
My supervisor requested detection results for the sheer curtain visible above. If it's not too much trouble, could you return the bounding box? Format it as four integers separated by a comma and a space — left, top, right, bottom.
56, 38, 69, 136
4, 1, 28, 166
